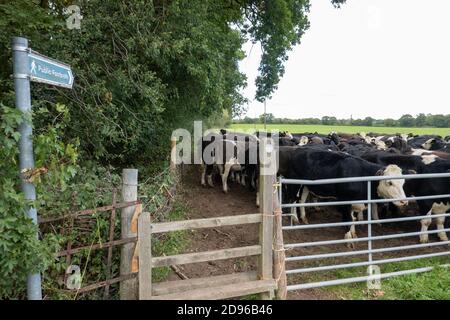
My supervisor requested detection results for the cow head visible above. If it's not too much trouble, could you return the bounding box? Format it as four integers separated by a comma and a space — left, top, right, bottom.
328, 131, 340, 145
422, 138, 436, 150
298, 136, 309, 146
373, 139, 387, 150
400, 134, 409, 142
376, 165, 408, 207
285, 131, 294, 139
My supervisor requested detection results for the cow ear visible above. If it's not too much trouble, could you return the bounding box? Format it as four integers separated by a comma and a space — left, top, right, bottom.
376, 169, 384, 176
406, 169, 417, 175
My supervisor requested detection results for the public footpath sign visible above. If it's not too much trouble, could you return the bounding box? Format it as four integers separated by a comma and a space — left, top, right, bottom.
29, 50, 74, 88
12, 36, 74, 300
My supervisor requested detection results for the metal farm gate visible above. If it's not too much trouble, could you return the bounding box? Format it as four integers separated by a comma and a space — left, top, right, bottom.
278, 173, 450, 292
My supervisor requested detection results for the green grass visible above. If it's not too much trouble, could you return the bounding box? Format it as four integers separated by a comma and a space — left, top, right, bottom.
229, 123, 450, 136
152, 199, 190, 282
315, 257, 450, 300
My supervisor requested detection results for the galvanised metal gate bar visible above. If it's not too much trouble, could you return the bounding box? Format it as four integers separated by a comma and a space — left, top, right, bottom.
278, 172, 450, 292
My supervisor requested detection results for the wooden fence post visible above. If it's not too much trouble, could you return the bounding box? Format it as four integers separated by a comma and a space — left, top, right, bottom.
273, 183, 287, 300
258, 138, 274, 300
120, 169, 138, 300
138, 211, 152, 300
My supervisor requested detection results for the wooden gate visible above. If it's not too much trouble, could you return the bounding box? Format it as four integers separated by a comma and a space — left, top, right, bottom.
132, 138, 286, 300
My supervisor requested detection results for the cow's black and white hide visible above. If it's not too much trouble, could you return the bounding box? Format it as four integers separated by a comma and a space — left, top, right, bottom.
381, 135, 410, 153
407, 135, 443, 149
200, 137, 256, 193
279, 137, 299, 146
338, 142, 375, 157
421, 137, 450, 153
360, 151, 450, 243
277, 147, 408, 247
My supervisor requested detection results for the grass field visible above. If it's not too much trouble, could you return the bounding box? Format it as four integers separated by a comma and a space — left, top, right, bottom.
229, 123, 450, 136
323, 257, 450, 300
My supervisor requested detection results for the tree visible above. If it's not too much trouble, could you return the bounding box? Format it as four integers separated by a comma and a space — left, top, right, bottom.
398, 114, 415, 127
362, 117, 374, 126
384, 118, 396, 127
328, 116, 338, 125
259, 112, 275, 124
241, 0, 346, 101
416, 113, 427, 127
431, 114, 447, 128
321, 116, 330, 125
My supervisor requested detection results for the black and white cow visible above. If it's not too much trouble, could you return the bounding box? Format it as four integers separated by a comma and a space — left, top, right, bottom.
200, 132, 258, 193
421, 137, 450, 153
381, 135, 410, 153
360, 151, 450, 243
277, 147, 408, 246
290, 132, 340, 146
407, 135, 443, 149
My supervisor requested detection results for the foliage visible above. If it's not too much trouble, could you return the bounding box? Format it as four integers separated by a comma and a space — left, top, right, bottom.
0, 103, 76, 298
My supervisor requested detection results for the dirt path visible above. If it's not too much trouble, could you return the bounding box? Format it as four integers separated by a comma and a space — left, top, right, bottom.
167, 165, 448, 300
169, 166, 334, 299
170, 165, 260, 280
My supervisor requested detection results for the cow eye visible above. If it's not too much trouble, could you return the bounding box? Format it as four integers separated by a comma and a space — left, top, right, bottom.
388, 181, 393, 186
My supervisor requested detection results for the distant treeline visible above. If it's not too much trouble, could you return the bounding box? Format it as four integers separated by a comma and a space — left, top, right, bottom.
234, 113, 450, 128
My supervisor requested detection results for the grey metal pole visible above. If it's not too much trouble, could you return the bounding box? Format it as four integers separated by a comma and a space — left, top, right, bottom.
367, 181, 373, 266
12, 36, 43, 300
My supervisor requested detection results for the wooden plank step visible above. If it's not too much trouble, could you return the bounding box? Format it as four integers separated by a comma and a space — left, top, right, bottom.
152, 271, 258, 296
150, 279, 277, 300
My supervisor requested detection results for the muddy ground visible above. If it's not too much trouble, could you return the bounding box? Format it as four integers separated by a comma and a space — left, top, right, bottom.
164, 165, 448, 300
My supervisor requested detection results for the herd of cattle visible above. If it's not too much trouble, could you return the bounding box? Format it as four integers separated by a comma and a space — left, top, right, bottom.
199, 130, 450, 247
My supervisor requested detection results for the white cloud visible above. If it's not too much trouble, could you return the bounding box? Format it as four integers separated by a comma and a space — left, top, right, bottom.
238, 0, 450, 120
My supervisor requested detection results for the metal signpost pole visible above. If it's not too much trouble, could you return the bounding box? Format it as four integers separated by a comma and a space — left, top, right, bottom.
12, 36, 42, 300
12, 36, 74, 299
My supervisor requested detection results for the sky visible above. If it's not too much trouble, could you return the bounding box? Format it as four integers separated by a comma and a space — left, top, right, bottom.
238, 0, 450, 120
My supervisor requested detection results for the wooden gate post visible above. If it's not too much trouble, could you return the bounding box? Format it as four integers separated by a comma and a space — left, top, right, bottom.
138, 211, 152, 300
120, 169, 138, 300
258, 138, 275, 299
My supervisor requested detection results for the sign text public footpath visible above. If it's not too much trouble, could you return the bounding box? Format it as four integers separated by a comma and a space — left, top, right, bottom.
28, 51, 74, 88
